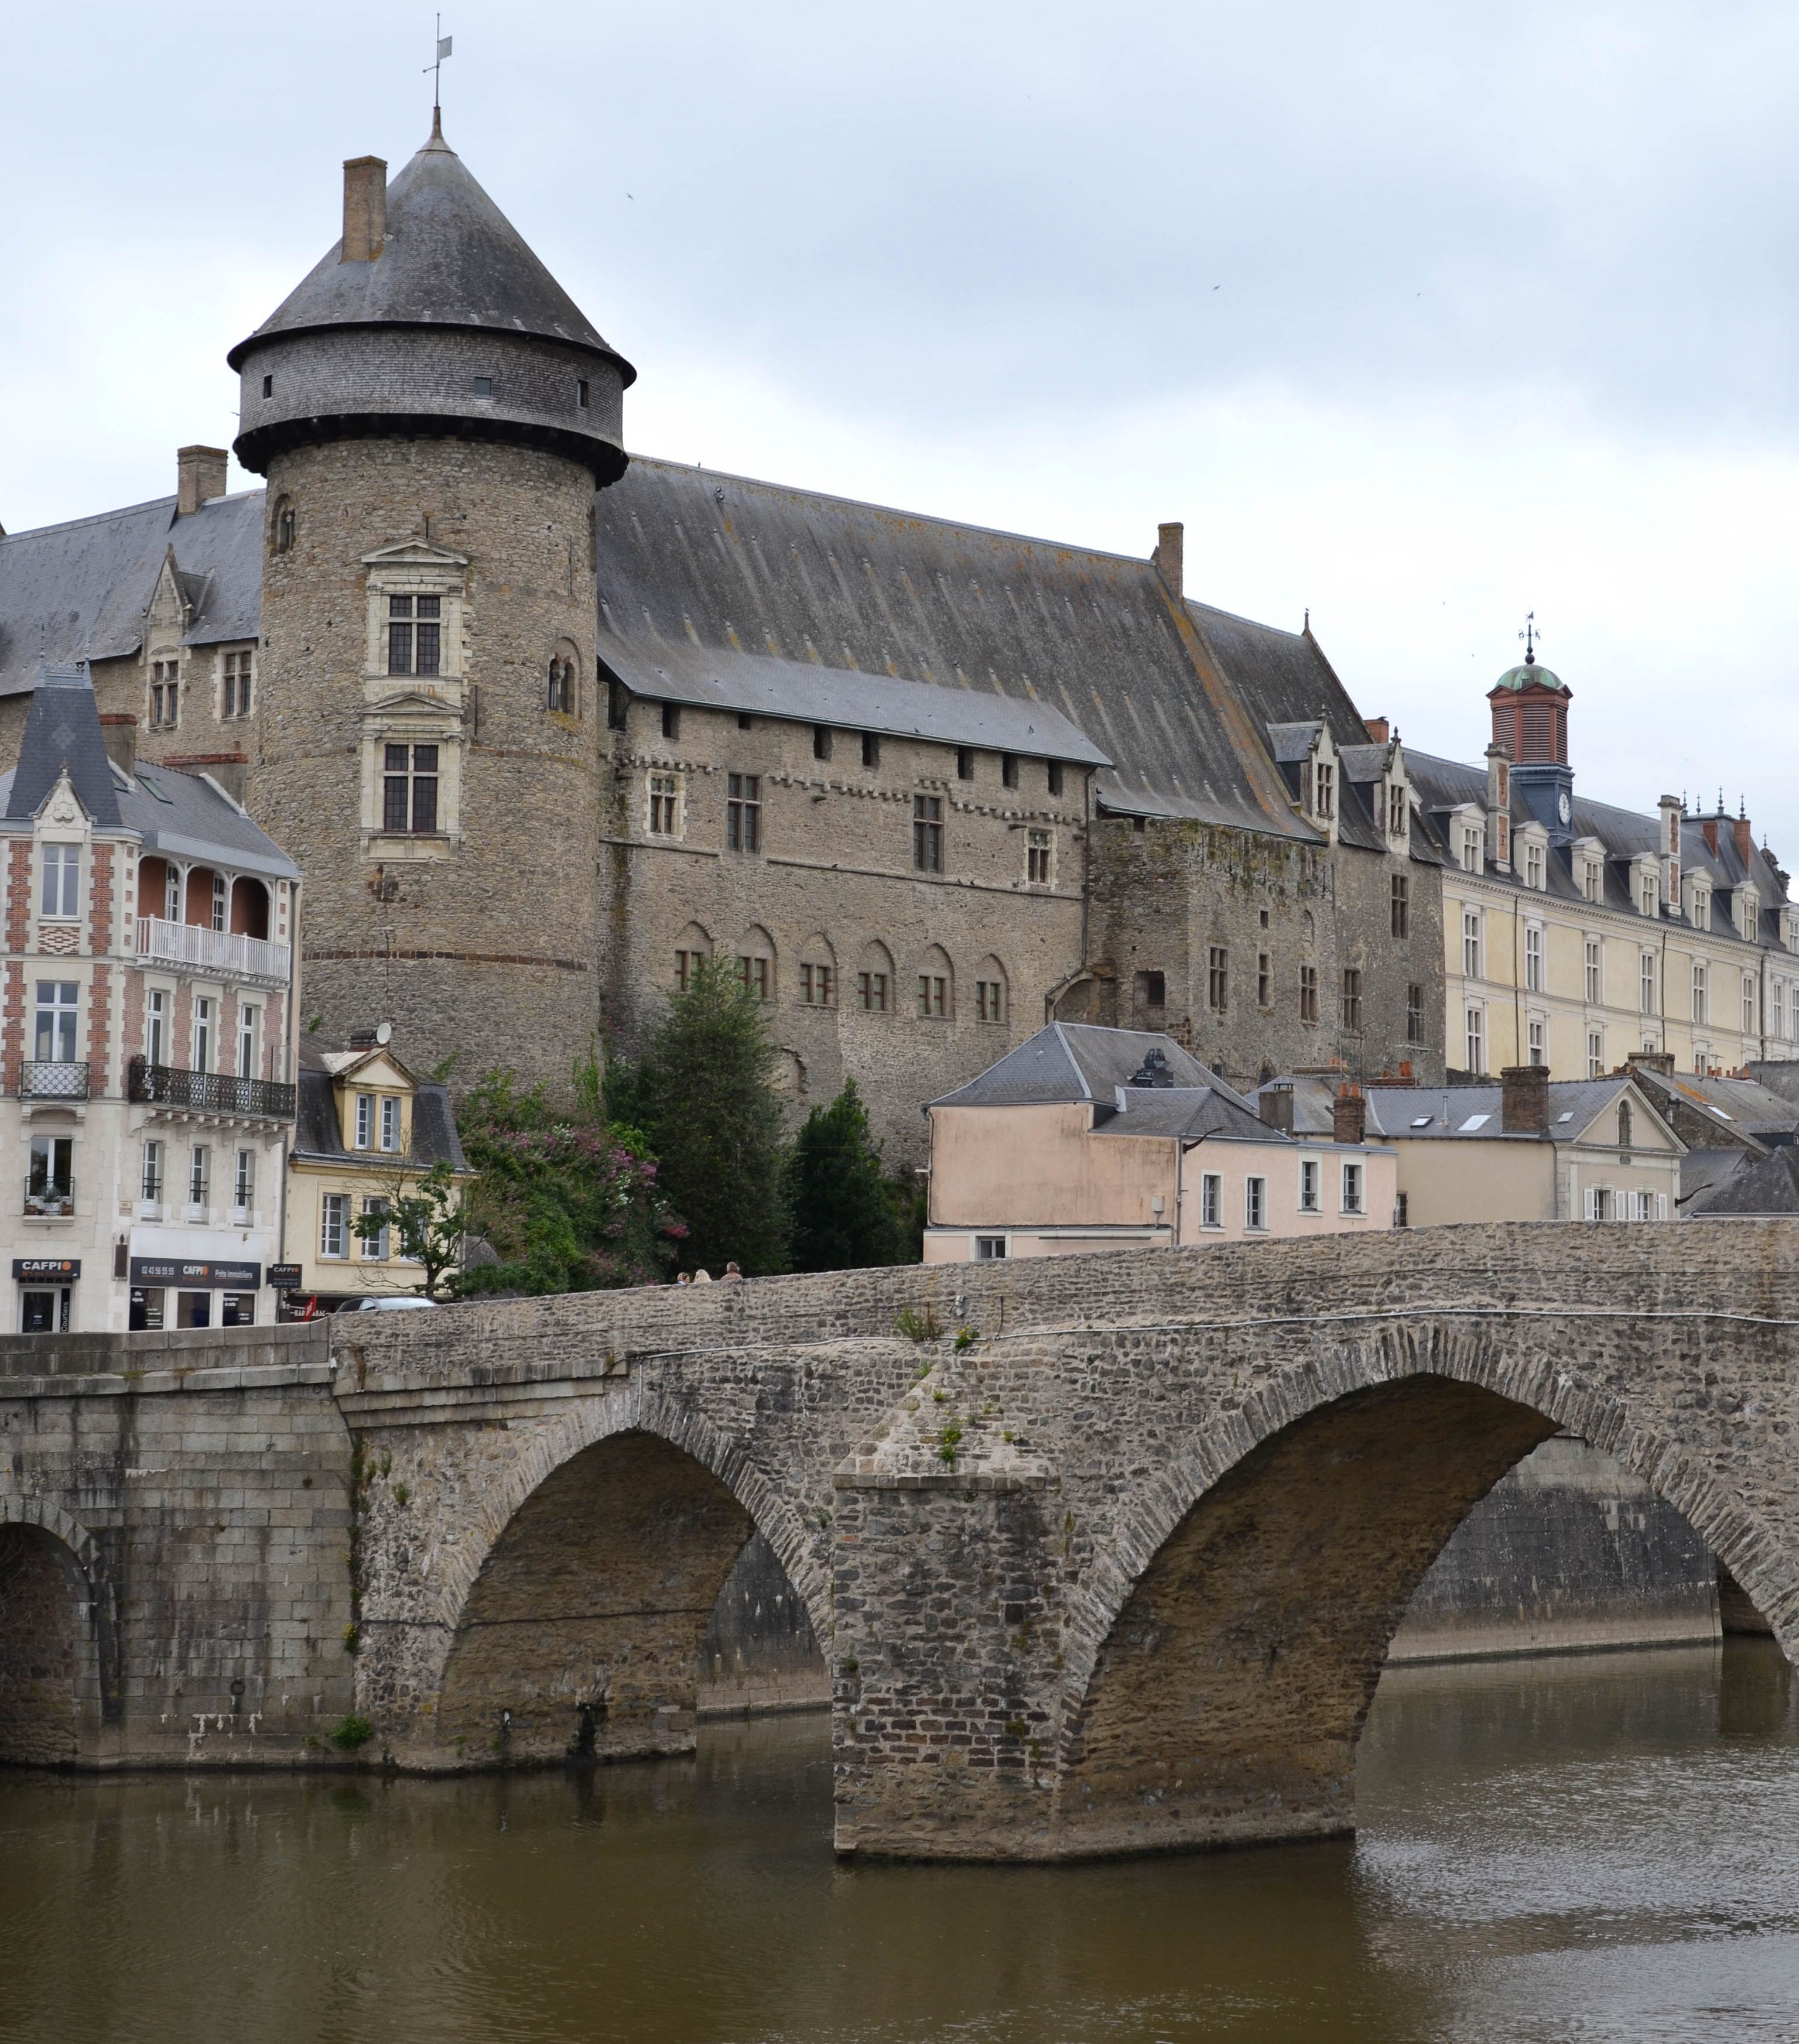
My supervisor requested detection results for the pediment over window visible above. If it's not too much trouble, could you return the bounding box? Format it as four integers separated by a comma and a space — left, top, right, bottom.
364, 688, 460, 718
359, 541, 470, 570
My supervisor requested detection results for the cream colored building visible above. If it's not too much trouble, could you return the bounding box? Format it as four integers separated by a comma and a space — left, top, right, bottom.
282, 1034, 470, 1311
1407, 651, 1798, 1083
924, 1025, 1396, 1261
1263, 1066, 1683, 1227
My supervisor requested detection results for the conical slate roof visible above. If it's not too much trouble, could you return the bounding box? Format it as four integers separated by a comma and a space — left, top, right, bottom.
227, 116, 632, 378
5, 662, 121, 828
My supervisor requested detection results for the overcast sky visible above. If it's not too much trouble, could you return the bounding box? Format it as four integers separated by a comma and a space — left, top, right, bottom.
4, 2, 1795, 848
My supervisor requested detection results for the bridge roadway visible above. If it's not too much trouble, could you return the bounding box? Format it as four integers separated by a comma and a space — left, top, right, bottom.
1, 1223, 1795, 1860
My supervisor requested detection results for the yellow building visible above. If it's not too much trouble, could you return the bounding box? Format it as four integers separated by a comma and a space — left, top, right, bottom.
281, 1031, 471, 1312
1408, 650, 1799, 1081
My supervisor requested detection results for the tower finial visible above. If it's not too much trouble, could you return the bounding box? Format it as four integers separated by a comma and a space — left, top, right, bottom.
1518, 610, 1539, 665
426, 16, 453, 117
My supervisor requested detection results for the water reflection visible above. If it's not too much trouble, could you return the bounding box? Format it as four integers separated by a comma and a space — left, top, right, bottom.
0, 1644, 1795, 2043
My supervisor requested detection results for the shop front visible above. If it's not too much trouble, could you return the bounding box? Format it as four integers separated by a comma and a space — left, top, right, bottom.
127, 1252, 262, 1330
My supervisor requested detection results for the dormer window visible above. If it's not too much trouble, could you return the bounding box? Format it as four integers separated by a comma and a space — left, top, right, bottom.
1387, 782, 1407, 838
1584, 860, 1603, 904
1639, 869, 1658, 917
1459, 823, 1482, 873
1691, 885, 1711, 932
1524, 840, 1546, 890
1314, 760, 1335, 821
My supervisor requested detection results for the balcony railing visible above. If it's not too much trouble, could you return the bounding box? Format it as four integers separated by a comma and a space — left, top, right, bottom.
25, 1177, 74, 1218
21, 1060, 90, 1100
135, 917, 292, 984
128, 1057, 296, 1121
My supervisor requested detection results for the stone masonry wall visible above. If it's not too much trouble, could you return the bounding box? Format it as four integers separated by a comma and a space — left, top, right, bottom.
599, 699, 1089, 1160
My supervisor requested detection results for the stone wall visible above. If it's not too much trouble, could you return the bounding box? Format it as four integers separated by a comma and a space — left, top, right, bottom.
1085, 811, 1445, 1088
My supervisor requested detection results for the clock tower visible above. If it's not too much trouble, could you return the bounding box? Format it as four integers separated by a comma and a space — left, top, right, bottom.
1488, 639, 1575, 846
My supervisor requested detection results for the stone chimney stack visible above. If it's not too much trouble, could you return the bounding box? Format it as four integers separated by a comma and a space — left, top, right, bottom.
1260, 1081, 1295, 1136
176, 445, 228, 517
1332, 1083, 1366, 1145
1152, 522, 1184, 598
98, 713, 138, 775
1500, 1062, 1550, 1136
341, 156, 388, 263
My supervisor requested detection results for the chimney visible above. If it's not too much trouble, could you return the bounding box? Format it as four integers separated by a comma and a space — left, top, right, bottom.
1152, 522, 1184, 598
176, 446, 228, 518
1500, 1063, 1550, 1136
1627, 1049, 1674, 1079
98, 714, 138, 775
1363, 716, 1390, 744
1702, 816, 1721, 858
1734, 805, 1754, 867
1332, 1083, 1366, 1145
341, 155, 388, 263
1259, 1081, 1295, 1136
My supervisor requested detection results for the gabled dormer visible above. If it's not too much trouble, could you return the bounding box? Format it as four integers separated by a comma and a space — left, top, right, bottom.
1629, 851, 1660, 920
1570, 834, 1607, 905
1732, 881, 1760, 943
1684, 869, 1712, 932
1447, 801, 1485, 875
1515, 819, 1550, 891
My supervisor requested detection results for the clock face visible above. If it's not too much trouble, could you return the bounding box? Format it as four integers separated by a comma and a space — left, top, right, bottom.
1558, 792, 1572, 824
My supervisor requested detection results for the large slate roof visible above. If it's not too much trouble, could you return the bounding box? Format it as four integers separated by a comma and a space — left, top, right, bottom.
1626, 1066, 1799, 1142
1687, 1145, 1799, 1217
0, 490, 263, 698
596, 460, 1323, 836
229, 119, 631, 376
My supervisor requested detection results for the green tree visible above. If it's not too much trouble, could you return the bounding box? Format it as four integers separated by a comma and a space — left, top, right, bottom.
785, 1080, 907, 1272
635, 957, 789, 1275
454, 1060, 685, 1294
350, 1158, 470, 1300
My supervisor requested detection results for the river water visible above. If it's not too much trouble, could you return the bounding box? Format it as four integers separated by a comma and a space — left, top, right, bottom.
1, 1641, 1795, 2044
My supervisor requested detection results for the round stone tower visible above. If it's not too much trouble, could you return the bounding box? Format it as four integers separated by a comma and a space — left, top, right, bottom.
228, 115, 634, 1094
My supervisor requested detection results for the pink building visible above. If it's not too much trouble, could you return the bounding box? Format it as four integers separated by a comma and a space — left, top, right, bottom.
923, 1024, 1396, 1262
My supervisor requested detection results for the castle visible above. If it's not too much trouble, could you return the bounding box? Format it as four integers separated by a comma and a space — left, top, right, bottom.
5, 119, 1782, 1161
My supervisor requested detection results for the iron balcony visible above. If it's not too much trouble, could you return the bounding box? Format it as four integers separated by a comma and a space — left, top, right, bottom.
21, 1060, 90, 1100
128, 1057, 296, 1121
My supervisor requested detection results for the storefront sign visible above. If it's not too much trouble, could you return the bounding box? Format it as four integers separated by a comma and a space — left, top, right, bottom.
13, 1258, 79, 1280
267, 1264, 303, 1290
128, 1257, 261, 1290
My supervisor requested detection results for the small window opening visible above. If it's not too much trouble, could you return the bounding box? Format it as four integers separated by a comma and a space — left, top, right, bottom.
1001, 753, 1019, 789
813, 725, 833, 762
662, 702, 681, 742
472, 376, 492, 399
607, 679, 628, 731
1136, 970, 1165, 1009
261, 374, 273, 398
738, 713, 753, 731
956, 747, 974, 780
1047, 759, 1064, 797
861, 731, 881, 769
577, 379, 590, 409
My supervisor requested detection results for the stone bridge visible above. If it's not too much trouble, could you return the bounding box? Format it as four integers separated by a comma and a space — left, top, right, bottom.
2, 1224, 1796, 1860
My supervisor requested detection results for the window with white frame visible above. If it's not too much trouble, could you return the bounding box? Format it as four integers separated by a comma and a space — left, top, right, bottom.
354, 1094, 374, 1149
1313, 760, 1335, 821
382, 744, 440, 834
1527, 1016, 1545, 1066
1387, 782, 1407, 838
320, 1193, 349, 1259
238, 1004, 258, 1079
193, 997, 214, 1073
1584, 859, 1603, 904
1524, 840, 1545, 891
39, 844, 79, 919
1462, 909, 1482, 978
381, 1097, 401, 1153
1640, 951, 1656, 1017
1586, 1186, 1615, 1221
1744, 973, 1757, 1034
1299, 1158, 1319, 1213
1459, 824, 1482, 873
1584, 937, 1602, 1004
973, 1235, 1007, 1260
360, 1196, 390, 1260
210, 872, 227, 933
1245, 1176, 1267, 1231
1777, 980, 1788, 1041
188, 1143, 210, 1211
1693, 959, 1708, 1025
141, 1139, 163, 1204
1639, 871, 1658, 917
1026, 829, 1053, 886
1691, 887, 1710, 932
1201, 1173, 1222, 1229
233, 1148, 255, 1217
1341, 1161, 1364, 1215
32, 981, 78, 1063
1525, 923, 1543, 992
145, 988, 168, 1067
1587, 1028, 1605, 1079
1630, 1189, 1654, 1221
1465, 1003, 1486, 1075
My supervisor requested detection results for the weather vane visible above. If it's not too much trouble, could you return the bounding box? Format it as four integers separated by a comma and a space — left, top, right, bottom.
1518, 611, 1542, 665
425, 16, 453, 112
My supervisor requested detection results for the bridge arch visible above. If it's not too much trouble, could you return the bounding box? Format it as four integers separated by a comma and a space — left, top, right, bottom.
1053, 1320, 1794, 1857
423, 1383, 827, 1768
0, 1491, 107, 1766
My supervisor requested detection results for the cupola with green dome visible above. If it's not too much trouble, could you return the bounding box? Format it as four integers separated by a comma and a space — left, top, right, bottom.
1487, 618, 1576, 843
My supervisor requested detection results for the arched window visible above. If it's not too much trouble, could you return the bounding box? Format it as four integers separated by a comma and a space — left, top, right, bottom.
547, 638, 580, 715
1617, 1101, 1632, 1153
973, 954, 1008, 1025
854, 941, 895, 1015
735, 925, 776, 1004
272, 496, 295, 554
916, 944, 953, 1021
228, 877, 271, 940
673, 921, 712, 993
797, 933, 837, 1008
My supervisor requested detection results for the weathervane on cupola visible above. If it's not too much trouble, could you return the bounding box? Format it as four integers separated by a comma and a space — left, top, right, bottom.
1519, 611, 1542, 665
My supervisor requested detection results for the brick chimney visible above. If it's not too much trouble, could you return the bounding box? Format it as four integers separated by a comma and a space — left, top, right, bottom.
1363, 716, 1390, 744
176, 446, 228, 518
1734, 805, 1754, 867
341, 155, 388, 263
1332, 1083, 1366, 1145
98, 714, 138, 775
1500, 1063, 1550, 1136
1259, 1081, 1295, 1136
1152, 522, 1184, 598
